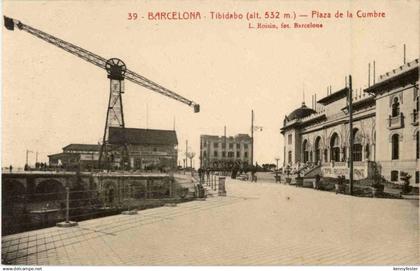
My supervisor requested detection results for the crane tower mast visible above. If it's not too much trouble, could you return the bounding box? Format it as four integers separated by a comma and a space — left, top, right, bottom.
4, 16, 200, 170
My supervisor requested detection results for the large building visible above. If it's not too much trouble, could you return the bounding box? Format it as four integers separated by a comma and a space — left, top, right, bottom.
281, 59, 419, 187
200, 134, 252, 169
108, 127, 178, 170
48, 127, 178, 170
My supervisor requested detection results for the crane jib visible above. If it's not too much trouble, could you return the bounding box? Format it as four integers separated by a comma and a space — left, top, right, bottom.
3, 15, 200, 113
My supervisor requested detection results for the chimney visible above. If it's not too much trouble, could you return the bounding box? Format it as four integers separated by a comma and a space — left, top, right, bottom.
373, 61, 376, 84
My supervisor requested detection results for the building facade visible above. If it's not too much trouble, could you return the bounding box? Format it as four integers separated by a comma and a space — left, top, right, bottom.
108, 127, 178, 170
48, 144, 101, 170
200, 134, 252, 169
48, 128, 178, 170
281, 59, 419, 187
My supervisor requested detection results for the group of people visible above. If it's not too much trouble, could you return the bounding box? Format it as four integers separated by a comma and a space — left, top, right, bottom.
197, 166, 259, 183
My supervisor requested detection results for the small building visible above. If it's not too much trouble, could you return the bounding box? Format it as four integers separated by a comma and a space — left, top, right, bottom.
48, 128, 179, 171
48, 144, 101, 170
200, 134, 252, 169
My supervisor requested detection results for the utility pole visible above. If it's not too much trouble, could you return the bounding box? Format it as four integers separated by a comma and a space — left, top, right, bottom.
348, 75, 354, 195
224, 125, 227, 171
185, 140, 188, 169
26, 149, 33, 167
251, 110, 254, 167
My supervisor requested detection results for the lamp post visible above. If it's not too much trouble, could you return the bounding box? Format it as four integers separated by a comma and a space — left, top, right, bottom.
275, 157, 280, 170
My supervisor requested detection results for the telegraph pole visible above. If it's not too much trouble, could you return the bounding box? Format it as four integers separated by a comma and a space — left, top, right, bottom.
251, 110, 254, 167
348, 75, 354, 195
185, 140, 188, 169
26, 149, 33, 167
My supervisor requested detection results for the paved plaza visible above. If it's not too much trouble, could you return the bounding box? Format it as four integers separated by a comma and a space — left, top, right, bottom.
2, 179, 419, 265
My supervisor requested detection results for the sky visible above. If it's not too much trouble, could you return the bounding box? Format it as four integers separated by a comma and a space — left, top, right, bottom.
2, 0, 419, 168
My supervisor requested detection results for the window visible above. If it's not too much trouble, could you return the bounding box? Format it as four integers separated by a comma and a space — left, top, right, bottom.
288, 151, 292, 164
222, 151, 226, 157
342, 147, 347, 161
213, 142, 218, 148
416, 171, 419, 184
229, 143, 233, 149
204, 141, 207, 147
302, 140, 309, 163
352, 129, 362, 162
222, 143, 226, 148
391, 170, 399, 182
314, 137, 321, 163
330, 133, 340, 162
153, 147, 157, 152
392, 97, 400, 117
228, 152, 234, 158
288, 134, 292, 145
236, 143, 240, 148
214, 151, 218, 157
416, 131, 419, 159
244, 152, 248, 158
244, 144, 248, 149
365, 145, 370, 160
236, 151, 240, 157
203, 151, 207, 158
392, 134, 399, 160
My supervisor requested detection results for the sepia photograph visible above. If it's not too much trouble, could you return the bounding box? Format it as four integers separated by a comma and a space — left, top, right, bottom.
1, 0, 419, 269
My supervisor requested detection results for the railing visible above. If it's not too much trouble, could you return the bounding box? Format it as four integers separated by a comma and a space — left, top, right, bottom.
1, 175, 200, 236
388, 113, 404, 129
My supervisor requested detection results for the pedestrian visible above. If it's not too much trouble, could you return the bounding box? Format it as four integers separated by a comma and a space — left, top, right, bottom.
251, 166, 257, 182
9, 165, 12, 173
315, 174, 321, 189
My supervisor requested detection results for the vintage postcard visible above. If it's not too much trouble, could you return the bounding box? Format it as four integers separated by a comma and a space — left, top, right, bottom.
1, 0, 419, 269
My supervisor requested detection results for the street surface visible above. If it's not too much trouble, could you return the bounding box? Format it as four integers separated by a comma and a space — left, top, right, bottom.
2, 179, 419, 265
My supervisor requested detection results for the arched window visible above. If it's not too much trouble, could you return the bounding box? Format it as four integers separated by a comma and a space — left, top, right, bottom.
302, 140, 309, 163
315, 137, 321, 163
342, 147, 347, 162
392, 97, 400, 117
330, 133, 340, 162
392, 134, 399, 160
352, 129, 363, 161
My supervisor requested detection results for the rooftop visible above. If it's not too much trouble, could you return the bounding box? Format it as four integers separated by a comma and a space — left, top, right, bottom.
109, 127, 178, 146
285, 102, 316, 122
317, 87, 349, 105
365, 59, 419, 94
62, 144, 101, 152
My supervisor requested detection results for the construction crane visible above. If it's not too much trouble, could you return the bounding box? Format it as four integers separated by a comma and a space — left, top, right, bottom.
4, 16, 200, 170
